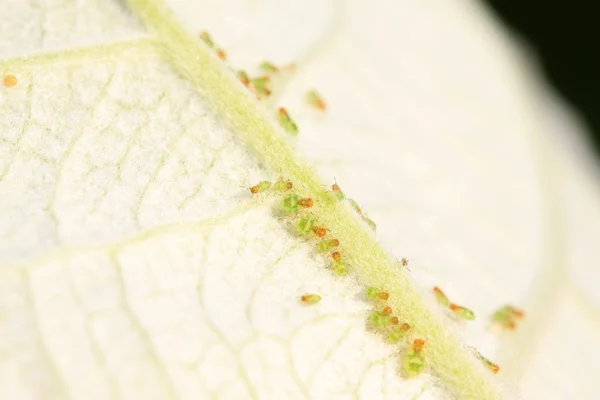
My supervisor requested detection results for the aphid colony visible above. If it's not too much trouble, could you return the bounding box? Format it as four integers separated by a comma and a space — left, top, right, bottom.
365, 286, 426, 377
199, 30, 327, 137
246, 177, 347, 277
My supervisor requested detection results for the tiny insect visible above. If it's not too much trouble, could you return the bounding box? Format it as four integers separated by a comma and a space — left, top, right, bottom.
273, 178, 293, 192
215, 48, 227, 60
249, 180, 271, 195
306, 90, 327, 110
199, 31, 214, 47
382, 306, 392, 316
449, 303, 476, 320
316, 238, 339, 252
259, 61, 279, 74
471, 348, 500, 374
331, 262, 348, 276
378, 291, 389, 301
295, 215, 316, 236
369, 311, 392, 327
347, 198, 362, 214
311, 225, 327, 238
402, 339, 426, 377
363, 216, 376, 231
331, 179, 345, 200
250, 76, 271, 98
301, 294, 322, 305
390, 316, 399, 325
387, 323, 410, 344
433, 286, 451, 307
277, 107, 299, 136
401, 257, 409, 267
491, 305, 524, 330
237, 70, 250, 87
282, 194, 313, 213
330, 251, 342, 263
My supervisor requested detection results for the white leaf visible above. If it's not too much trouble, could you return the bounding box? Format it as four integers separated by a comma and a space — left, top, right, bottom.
1, 0, 599, 399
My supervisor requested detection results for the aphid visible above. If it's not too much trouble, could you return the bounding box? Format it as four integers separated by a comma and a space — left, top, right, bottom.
199, 31, 214, 47
366, 287, 389, 301
249, 180, 271, 195
250, 76, 271, 98
390, 316, 399, 325
316, 238, 339, 252
215, 48, 226, 60
491, 305, 524, 330
306, 90, 327, 110
295, 215, 316, 236
378, 291, 389, 301
277, 107, 299, 136
363, 216, 376, 231
301, 294, 322, 305
369, 311, 392, 327
332, 180, 345, 200
282, 194, 313, 213
471, 348, 500, 374
331, 262, 348, 276
298, 197, 313, 208
402, 339, 426, 377
382, 306, 392, 316
433, 286, 451, 307
3, 74, 17, 87
237, 70, 250, 87
449, 303, 476, 320
274, 178, 293, 192
387, 323, 410, 344
347, 198, 362, 214
310, 225, 327, 238
330, 251, 342, 263
259, 61, 278, 74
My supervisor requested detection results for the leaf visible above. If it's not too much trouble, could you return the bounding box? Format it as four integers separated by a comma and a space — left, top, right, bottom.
1, 0, 599, 399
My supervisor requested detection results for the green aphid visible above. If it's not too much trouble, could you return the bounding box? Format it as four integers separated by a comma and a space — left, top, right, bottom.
433, 287, 451, 307
402, 352, 426, 378
237, 70, 250, 87
199, 31, 214, 47
316, 238, 340, 253
301, 294, 322, 305
277, 107, 299, 136
369, 311, 392, 327
282, 194, 301, 213
306, 90, 327, 110
259, 61, 278, 73
249, 180, 271, 195
250, 76, 271, 97
363, 216, 376, 231
274, 178, 293, 192
449, 303, 476, 320
387, 323, 411, 344
296, 215, 316, 236
347, 198, 362, 214
331, 262, 348, 276
331, 182, 345, 201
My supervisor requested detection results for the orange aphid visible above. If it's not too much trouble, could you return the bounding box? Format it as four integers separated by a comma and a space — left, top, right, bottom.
391, 316, 399, 325
331, 251, 342, 263
3, 74, 18, 87
412, 339, 425, 354
329, 239, 340, 247
298, 197, 313, 208
399, 322, 411, 332
215, 48, 227, 61
312, 226, 327, 238
382, 306, 392, 316
378, 291, 389, 301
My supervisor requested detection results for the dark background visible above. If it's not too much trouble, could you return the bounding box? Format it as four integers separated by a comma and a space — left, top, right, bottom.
484, 1, 600, 157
